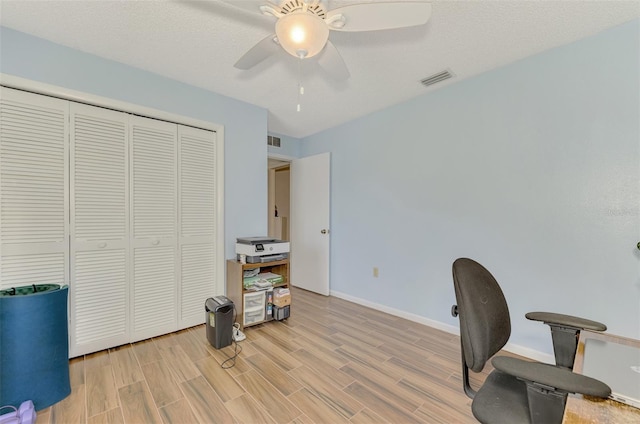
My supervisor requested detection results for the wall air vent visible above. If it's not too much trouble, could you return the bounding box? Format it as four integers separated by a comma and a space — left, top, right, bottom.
267, 135, 281, 148
420, 69, 454, 88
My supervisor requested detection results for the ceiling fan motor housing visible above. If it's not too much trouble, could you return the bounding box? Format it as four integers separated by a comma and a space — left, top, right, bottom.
278, 0, 327, 18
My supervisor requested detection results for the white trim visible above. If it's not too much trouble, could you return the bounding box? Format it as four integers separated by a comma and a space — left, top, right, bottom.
330, 289, 555, 364
268, 152, 296, 161
502, 341, 555, 365
216, 127, 226, 297
0, 73, 223, 134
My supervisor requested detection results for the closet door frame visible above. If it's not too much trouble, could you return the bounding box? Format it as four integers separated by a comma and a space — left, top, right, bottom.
1, 74, 225, 346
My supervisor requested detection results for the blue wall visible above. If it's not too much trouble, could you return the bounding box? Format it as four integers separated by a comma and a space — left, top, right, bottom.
0, 27, 268, 259
301, 19, 640, 356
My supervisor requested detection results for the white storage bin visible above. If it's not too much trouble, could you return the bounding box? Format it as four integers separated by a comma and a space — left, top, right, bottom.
244, 308, 265, 326
244, 291, 266, 311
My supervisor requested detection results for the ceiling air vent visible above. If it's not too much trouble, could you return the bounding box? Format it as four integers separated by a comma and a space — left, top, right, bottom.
420, 69, 454, 88
267, 135, 281, 148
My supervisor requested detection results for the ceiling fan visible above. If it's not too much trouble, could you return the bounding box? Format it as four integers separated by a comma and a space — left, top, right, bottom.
234, 0, 432, 80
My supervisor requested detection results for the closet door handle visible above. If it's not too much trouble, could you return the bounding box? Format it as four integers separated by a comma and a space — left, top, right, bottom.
152, 240, 160, 246
98, 242, 107, 248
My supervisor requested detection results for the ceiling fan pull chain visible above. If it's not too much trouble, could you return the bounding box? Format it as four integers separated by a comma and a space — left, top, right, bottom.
297, 57, 304, 112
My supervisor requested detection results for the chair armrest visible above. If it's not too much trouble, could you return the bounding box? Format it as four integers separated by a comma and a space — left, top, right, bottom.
491, 356, 611, 397
525, 311, 606, 332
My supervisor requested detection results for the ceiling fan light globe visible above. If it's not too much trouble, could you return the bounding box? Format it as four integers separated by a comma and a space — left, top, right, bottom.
291, 26, 306, 43
275, 11, 329, 59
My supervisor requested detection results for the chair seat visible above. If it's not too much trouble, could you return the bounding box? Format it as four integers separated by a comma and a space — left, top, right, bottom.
472, 370, 531, 424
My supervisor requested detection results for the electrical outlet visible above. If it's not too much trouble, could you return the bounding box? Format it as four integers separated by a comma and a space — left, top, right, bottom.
373, 267, 379, 278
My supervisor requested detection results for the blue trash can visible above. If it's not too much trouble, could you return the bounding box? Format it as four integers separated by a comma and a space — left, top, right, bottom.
0, 284, 71, 410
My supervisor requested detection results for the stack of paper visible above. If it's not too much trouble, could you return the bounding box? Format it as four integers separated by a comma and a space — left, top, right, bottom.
244, 272, 283, 289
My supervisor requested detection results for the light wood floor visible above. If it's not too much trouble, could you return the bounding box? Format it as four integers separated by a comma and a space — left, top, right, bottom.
36, 287, 509, 424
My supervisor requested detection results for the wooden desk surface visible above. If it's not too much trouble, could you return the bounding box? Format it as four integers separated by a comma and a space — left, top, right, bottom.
562, 330, 640, 423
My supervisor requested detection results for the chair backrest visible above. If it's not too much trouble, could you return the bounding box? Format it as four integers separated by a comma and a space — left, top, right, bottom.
452, 258, 511, 372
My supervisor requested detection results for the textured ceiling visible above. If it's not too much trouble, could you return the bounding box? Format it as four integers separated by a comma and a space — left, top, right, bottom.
1, 1, 638, 138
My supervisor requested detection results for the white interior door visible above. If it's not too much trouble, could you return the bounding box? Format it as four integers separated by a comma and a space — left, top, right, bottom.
70, 103, 129, 356
0, 88, 69, 291
178, 125, 219, 328
130, 116, 178, 341
290, 152, 330, 295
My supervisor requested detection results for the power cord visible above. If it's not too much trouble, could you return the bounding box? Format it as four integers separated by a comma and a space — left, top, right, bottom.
220, 306, 243, 369
220, 339, 242, 369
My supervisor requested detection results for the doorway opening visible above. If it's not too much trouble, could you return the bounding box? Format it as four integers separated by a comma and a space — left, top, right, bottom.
268, 158, 291, 241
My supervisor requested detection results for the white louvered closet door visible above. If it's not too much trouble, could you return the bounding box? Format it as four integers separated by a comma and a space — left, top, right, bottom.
178, 125, 218, 328
70, 103, 129, 357
0, 88, 69, 291
130, 116, 178, 341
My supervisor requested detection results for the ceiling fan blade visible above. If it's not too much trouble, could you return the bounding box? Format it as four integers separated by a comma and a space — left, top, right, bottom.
326, 2, 432, 32
234, 34, 280, 70
317, 40, 350, 81
218, 0, 273, 17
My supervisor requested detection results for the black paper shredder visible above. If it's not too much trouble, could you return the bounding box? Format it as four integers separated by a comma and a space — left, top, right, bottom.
205, 296, 234, 349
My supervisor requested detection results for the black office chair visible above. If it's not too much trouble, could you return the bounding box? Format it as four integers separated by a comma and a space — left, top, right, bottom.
450, 258, 610, 424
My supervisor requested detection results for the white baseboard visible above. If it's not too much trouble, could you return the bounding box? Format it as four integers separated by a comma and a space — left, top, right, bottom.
330, 290, 555, 364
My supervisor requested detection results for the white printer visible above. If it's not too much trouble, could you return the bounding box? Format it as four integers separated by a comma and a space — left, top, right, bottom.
236, 237, 290, 263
